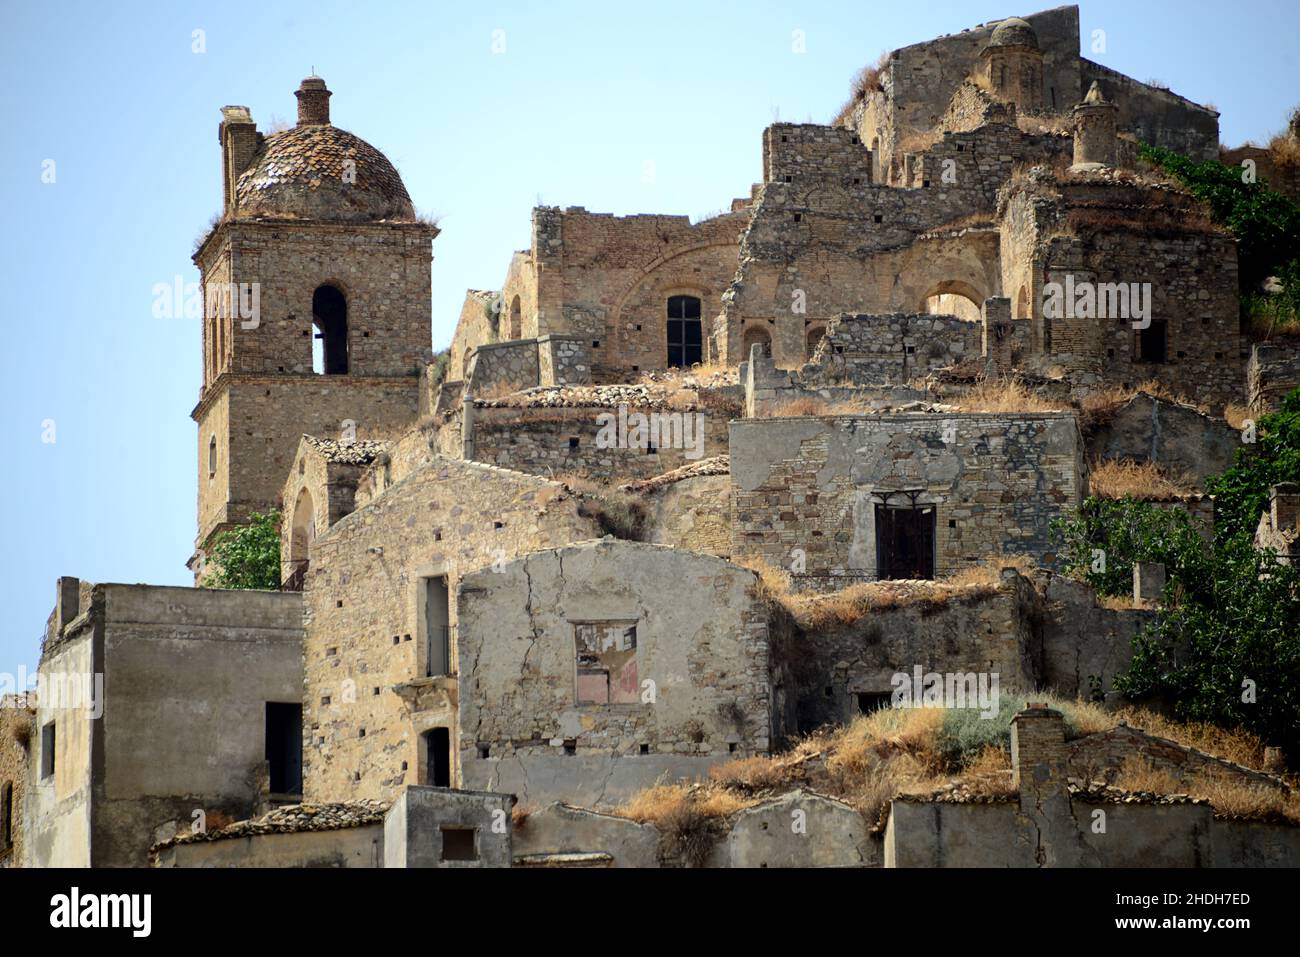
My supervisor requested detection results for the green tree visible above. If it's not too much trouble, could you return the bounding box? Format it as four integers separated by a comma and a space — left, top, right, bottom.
1051, 388, 1300, 754
1206, 389, 1300, 541
203, 509, 282, 590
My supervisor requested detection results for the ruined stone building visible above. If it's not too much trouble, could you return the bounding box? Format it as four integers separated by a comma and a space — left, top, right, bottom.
7, 6, 1300, 869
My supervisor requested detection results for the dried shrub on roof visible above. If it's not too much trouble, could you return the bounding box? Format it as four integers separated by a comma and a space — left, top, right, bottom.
1088, 459, 1197, 500
951, 376, 1069, 413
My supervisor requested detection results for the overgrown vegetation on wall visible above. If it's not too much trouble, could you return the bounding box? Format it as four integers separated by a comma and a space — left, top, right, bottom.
203, 510, 282, 591
1140, 143, 1300, 333
1053, 389, 1300, 756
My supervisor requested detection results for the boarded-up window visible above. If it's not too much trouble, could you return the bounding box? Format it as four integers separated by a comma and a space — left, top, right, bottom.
574, 622, 638, 705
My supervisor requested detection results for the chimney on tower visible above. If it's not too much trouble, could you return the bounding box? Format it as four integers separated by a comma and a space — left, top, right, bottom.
296, 76, 331, 126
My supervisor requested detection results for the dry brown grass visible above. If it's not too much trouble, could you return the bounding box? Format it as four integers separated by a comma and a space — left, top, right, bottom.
770, 395, 830, 417
1098, 593, 1136, 611
1115, 757, 1300, 823
1079, 379, 1203, 430
614, 782, 757, 866
1110, 710, 1267, 770
1017, 112, 1072, 136
617, 695, 1280, 846
1268, 126, 1300, 170
1089, 459, 1196, 500
1224, 402, 1252, 431
783, 561, 1024, 631
952, 377, 1069, 413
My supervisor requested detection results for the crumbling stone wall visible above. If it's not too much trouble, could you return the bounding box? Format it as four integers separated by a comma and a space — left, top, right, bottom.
802, 313, 985, 387
730, 413, 1084, 586
791, 572, 1040, 733
449, 290, 500, 382
490, 206, 748, 379
0, 698, 33, 867
301, 458, 602, 805
456, 539, 772, 808
1067, 725, 1288, 792
1248, 341, 1300, 415
1084, 392, 1240, 485
467, 402, 730, 482
1001, 177, 1243, 410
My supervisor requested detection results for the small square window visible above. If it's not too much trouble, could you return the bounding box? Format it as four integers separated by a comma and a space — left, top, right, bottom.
440, 827, 478, 862
873, 214, 883, 223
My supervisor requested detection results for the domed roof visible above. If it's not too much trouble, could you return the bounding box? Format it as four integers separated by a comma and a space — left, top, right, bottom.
986, 17, 1039, 50
234, 123, 414, 223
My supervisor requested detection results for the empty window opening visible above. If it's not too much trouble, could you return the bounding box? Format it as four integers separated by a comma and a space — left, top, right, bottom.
666, 295, 703, 368
424, 575, 450, 678
806, 325, 827, 358
575, 621, 638, 705
40, 723, 55, 779
875, 496, 936, 580
311, 284, 349, 375
424, 727, 451, 787
857, 692, 892, 715
440, 826, 478, 862
509, 295, 521, 339
742, 325, 773, 361
1135, 320, 1168, 364
265, 702, 303, 795
1, 781, 12, 851
208, 436, 217, 478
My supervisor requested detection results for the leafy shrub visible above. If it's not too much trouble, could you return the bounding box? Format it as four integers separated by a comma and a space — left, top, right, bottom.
203, 510, 282, 591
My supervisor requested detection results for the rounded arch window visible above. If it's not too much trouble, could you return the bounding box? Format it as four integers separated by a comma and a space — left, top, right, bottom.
312, 285, 349, 375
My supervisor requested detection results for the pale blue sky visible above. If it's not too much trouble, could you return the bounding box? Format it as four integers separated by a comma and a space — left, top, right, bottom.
1, 0, 1296, 676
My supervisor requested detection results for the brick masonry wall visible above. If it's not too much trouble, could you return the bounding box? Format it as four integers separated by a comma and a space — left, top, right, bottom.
196, 220, 434, 380
730, 413, 1084, 584
194, 374, 419, 557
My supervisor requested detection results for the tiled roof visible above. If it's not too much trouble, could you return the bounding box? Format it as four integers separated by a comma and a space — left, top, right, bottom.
151, 800, 389, 854
303, 435, 387, 465
235, 124, 415, 223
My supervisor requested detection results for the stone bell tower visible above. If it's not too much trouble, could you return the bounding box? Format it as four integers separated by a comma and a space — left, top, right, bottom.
190, 76, 438, 579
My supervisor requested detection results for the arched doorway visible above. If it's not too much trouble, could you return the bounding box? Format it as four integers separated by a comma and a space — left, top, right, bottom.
919, 280, 983, 323
312, 285, 349, 374
287, 488, 315, 589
